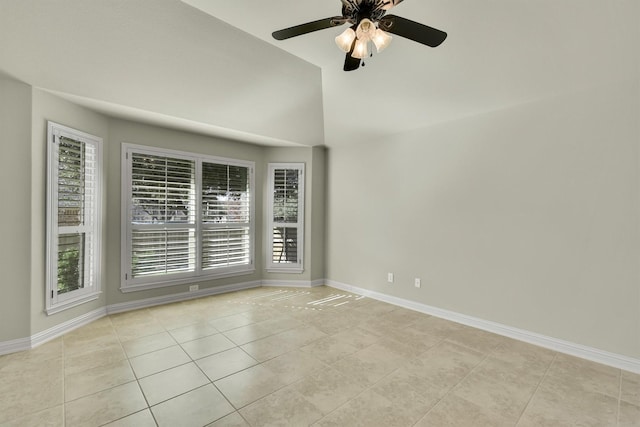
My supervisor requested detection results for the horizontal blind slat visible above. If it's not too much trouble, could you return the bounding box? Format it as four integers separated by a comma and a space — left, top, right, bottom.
127, 151, 252, 281
130, 152, 196, 225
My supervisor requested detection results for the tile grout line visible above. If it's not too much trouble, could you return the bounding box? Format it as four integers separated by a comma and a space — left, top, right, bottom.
313, 333, 447, 426
159, 309, 236, 422
398, 336, 451, 427
111, 300, 321, 423
513, 352, 558, 427
189, 339, 239, 422
111, 311, 159, 427
410, 341, 498, 426
184, 325, 330, 422
9, 286, 634, 426
309, 358, 402, 424
616, 368, 622, 427
132, 304, 252, 425
255, 339, 350, 420
0, 288, 318, 425
64, 317, 134, 425
228, 340, 333, 413
62, 334, 67, 426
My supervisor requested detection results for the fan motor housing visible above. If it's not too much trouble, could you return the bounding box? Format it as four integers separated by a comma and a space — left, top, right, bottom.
342, 0, 388, 25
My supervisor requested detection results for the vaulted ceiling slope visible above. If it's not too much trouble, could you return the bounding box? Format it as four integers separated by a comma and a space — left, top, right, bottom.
0, 0, 324, 146
1, 0, 638, 147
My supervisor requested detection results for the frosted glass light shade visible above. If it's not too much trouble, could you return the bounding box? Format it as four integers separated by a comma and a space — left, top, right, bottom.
356, 19, 376, 42
372, 29, 392, 52
351, 38, 369, 59
335, 28, 356, 52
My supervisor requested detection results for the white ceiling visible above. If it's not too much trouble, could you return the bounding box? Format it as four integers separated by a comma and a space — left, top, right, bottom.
1, 0, 636, 147
188, 0, 636, 147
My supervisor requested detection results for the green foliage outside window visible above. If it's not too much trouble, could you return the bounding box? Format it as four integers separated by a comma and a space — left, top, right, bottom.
57, 235, 84, 295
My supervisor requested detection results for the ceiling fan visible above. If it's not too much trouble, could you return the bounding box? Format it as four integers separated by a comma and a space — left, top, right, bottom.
272, 0, 447, 71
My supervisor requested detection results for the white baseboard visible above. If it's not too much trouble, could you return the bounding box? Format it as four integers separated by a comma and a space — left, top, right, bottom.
4, 278, 638, 375
31, 307, 107, 348
0, 307, 107, 356
261, 279, 324, 288
0, 336, 32, 356
326, 280, 640, 374
0, 281, 261, 355
107, 280, 262, 314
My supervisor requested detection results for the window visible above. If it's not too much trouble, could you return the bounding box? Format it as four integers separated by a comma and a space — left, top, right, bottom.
267, 163, 304, 272
122, 144, 254, 291
46, 122, 102, 314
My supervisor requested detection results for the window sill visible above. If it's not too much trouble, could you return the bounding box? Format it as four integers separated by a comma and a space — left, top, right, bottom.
46, 291, 101, 316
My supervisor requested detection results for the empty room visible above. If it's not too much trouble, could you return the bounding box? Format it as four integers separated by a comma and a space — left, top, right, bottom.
0, 0, 638, 426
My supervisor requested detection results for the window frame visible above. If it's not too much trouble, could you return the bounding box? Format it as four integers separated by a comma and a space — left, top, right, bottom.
46, 122, 103, 315
266, 163, 305, 273
121, 143, 255, 292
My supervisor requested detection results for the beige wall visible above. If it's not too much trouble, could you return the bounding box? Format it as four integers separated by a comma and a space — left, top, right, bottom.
309, 146, 326, 282
30, 89, 111, 334
326, 81, 640, 359
105, 119, 266, 306
0, 84, 326, 343
0, 0, 325, 147
262, 147, 326, 283
0, 75, 32, 341
3, 72, 638, 364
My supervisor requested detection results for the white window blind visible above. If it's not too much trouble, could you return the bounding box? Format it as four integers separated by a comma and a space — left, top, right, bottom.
202, 163, 251, 269
122, 144, 254, 291
130, 153, 196, 279
267, 163, 304, 272
47, 122, 102, 314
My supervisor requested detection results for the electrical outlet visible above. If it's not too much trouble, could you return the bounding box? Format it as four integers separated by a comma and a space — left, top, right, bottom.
387, 273, 394, 283
414, 278, 421, 288
189, 285, 199, 292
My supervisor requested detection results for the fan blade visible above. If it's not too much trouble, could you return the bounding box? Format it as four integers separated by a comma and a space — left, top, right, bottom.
382, 0, 404, 10
344, 53, 361, 71
343, 30, 361, 71
379, 15, 447, 47
272, 17, 346, 40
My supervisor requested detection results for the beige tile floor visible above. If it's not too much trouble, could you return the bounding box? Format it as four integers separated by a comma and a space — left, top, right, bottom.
1, 286, 639, 427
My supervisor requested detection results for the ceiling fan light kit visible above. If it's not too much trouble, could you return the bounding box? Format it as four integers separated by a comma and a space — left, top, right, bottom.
348, 18, 392, 57
272, 0, 447, 71
335, 28, 356, 52
352, 38, 369, 59
371, 27, 393, 52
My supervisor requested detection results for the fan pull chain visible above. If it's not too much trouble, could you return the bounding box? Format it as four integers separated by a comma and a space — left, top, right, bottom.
362, 50, 374, 67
